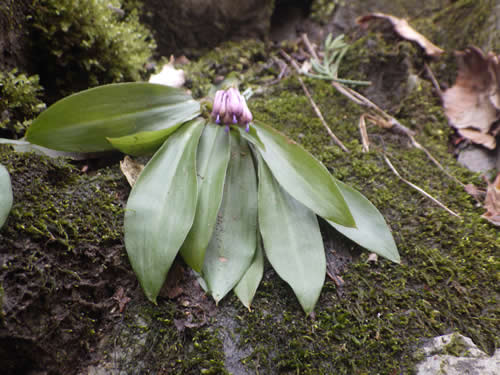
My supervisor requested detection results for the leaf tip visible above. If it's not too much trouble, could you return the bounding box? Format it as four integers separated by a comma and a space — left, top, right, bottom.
147, 295, 158, 305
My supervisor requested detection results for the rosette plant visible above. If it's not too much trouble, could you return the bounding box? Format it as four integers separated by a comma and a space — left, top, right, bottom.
20, 81, 399, 314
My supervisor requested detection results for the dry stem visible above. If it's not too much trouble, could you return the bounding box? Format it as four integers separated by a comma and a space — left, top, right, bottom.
280, 49, 349, 153
383, 154, 461, 217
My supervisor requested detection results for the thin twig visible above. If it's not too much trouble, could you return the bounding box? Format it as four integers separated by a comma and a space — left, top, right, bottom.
383, 154, 461, 217
332, 82, 465, 187
326, 269, 345, 288
301, 33, 319, 60
332, 82, 415, 136
424, 63, 443, 99
301, 35, 462, 190
280, 50, 350, 153
358, 114, 370, 152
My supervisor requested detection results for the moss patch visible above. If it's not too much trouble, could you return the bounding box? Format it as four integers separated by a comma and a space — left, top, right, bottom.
1, 1, 499, 374
0, 147, 133, 374
180, 14, 497, 373
184, 39, 271, 99
231, 70, 498, 373
29, 0, 156, 101
0, 69, 46, 138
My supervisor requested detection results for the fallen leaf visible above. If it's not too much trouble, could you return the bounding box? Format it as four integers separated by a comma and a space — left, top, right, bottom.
464, 183, 486, 202
112, 287, 131, 313
482, 172, 500, 226
458, 129, 496, 150
356, 13, 444, 57
149, 56, 186, 88
120, 156, 144, 187
488, 53, 500, 109
442, 47, 500, 149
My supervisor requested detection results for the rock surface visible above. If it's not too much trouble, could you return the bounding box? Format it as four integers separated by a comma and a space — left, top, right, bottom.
416, 333, 500, 375
457, 145, 500, 173
141, 0, 274, 57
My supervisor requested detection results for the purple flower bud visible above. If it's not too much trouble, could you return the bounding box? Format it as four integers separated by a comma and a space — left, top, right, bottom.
211, 87, 253, 131
239, 99, 253, 125
222, 110, 232, 125
211, 90, 225, 122
218, 91, 228, 121
226, 87, 243, 118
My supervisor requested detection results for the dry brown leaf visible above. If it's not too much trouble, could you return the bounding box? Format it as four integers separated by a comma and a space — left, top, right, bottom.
464, 183, 486, 202
458, 129, 497, 150
120, 156, 144, 187
488, 52, 500, 109
482, 173, 500, 226
443, 47, 500, 149
356, 13, 444, 57
112, 287, 131, 313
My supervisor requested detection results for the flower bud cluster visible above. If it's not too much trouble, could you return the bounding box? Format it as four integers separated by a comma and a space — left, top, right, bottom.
211, 88, 252, 132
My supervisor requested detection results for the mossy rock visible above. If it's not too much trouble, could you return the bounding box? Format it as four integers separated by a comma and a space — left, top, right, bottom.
0, 69, 45, 138
29, 0, 156, 101
1, 1, 499, 374
140, 0, 274, 58
0, 148, 133, 374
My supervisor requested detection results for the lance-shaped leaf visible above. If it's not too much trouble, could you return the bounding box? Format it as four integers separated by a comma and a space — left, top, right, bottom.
234, 237, 264, 310
0, 164, 13, 228
328, 180, 400, 263
107, 126, 183, 156
124, 119, 204, 303
240, 122, 355, 227
257, 155, 326, 315
202, 131, 258, 303
180, 124, 231, 272
26, 83, 200, 152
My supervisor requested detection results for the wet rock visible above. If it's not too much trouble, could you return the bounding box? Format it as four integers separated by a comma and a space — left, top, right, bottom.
141, 0, 274, 57
415, 333, 500, 375
457, 145, 500, 173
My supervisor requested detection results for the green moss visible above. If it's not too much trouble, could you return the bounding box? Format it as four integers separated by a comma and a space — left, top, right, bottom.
441, 333, 471, 357
310, 0, 340, 24
106, 300, 229, 374
29, 0, 156, 100
181, 26, 498, 373
0, 148, 123, 251
421, 0, 499, 52
0, 69, 46, 138
3, 2, 499, 371
184, 39, 270, 99
0, 146, 132, 372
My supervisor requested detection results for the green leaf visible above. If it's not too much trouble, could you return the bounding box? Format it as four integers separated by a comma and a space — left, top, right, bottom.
26, 83, 200, 152
234, 237, 264, 310
239, 122, 355, 227
0, 164, 13, 228
124, 119, 204, 303
180, 124, 231, 272
107, 126, 183, 156
257, 155, 326, 315
328, 180, 400, 263
202, 131, 258, 303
